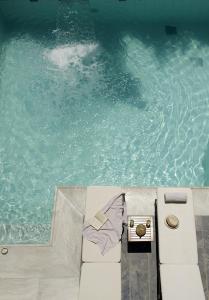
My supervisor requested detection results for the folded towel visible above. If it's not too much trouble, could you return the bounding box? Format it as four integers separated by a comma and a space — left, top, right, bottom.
164, 192, 187, 204
83, 193, 126, 255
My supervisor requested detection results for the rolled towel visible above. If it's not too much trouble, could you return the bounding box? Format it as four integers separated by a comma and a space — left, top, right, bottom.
164, 192, 187, 204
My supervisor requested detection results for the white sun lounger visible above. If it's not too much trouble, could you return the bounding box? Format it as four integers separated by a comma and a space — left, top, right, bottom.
79, 187, 122, 300
79, 263, 121, 300
160, 264, 205, 300
82, 186, 122, 262
157, 188, 205, 300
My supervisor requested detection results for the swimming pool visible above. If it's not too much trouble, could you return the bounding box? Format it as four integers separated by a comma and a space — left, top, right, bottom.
0, 0, 209, 244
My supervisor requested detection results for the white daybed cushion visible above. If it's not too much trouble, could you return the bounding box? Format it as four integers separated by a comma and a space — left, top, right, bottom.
82, 186, 122, 262
160, 264, 205, 300
79, 263, 121, 300
157, 188, 198, 264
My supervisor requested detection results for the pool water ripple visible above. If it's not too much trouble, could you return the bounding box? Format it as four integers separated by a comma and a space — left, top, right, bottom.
0, 20, 209, 243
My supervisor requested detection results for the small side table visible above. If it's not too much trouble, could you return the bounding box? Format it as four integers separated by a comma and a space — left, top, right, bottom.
127, 216, 154, 252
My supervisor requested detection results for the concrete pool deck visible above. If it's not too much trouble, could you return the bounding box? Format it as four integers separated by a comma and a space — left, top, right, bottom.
0, 186, 209, 299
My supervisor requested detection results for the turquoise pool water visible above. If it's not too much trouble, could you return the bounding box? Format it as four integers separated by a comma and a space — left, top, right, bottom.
0, 1, 209, 243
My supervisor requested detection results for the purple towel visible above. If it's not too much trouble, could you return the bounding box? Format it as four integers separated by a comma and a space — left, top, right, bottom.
83, 193, 126, 255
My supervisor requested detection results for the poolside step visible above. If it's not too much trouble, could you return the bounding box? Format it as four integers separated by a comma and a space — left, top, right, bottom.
0, 223, 51, 245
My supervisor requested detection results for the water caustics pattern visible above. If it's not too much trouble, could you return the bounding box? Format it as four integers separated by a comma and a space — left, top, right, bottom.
0, 1, 209, 243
